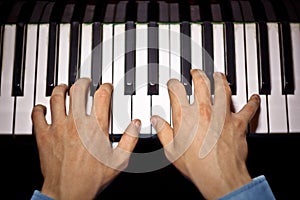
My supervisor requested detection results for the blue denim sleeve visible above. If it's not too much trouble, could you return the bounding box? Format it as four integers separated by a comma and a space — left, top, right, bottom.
31, 190, 54, 200
218, 175, 276, 200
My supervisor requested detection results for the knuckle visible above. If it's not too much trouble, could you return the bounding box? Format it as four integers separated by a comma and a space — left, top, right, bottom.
199, 104, 211, 120
50, 93, 65, 105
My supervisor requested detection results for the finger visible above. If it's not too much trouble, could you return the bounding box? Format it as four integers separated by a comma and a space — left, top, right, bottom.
50, 84, 68, 122
167, 79, 189, 126
117, 119, 140, 153
92, 83, 113, 135
190, 69, 212, 108
31, 104, 49, 135
237, 94, 260, 123
151, 115, 174, 147
213, 72, 232, 113
69, 78, 91, 117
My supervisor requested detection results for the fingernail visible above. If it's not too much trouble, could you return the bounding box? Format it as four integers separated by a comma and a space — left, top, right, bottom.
150, 117, 157, 127
214, 72, 223, 78
251, 94, 260, 101
134, 120, 141, 132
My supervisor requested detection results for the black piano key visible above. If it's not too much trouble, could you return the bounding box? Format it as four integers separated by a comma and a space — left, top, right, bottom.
137, 0, 149, 23
190, 4, 201, 22
69, 21, 81, 88
115, 1, 127, 23
91, 22, 102, 95
7, 1, 26, 23
281, 0, 299, 22
260, 0, 277, 22
12, 2, 35, 96
29, 1, 48, 23
125, 1, 137, 95
257, 21, 271, 94
147, 1, 159, 95
224, 22, 237, 95
148, 22, 159, 95
0, 25, 3, 94
46, 1, 66, 96
125, 21, 136, 95
83, 4, 96, 23
40, 2, 55, 23
158, 1, 169, 22
199, 1, 214, 93
230, 0, 243, 22
180, 21, 192, 95
12, 23, 27, 96
290, 0, 300, 20
211, 3, 222, 22
248, 1, 271, 95
219, 1, 237, 95
103, 3, 116, 23
279, 22, 294, 94
46, 22, 58, 96
239, 0, 255, 22
272, 1, 295, 94
202, 21, 214, 94
69, 1, 86, 88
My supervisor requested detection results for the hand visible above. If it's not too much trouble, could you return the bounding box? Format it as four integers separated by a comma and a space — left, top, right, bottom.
31, 78, 140, 200
151, 69, 260, 199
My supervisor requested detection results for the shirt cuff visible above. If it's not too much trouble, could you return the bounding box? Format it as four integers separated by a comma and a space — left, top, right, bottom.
31, 190, 54, 200
218, 175, 276, 200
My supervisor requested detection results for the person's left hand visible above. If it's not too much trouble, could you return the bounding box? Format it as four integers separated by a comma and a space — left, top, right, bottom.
31, 78, 140, 200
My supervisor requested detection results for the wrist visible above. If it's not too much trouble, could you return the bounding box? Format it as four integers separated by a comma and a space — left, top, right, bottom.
193, 167, 252, 199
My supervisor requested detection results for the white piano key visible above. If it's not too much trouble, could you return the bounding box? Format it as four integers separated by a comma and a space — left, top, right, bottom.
245, 24, 268, 133
0, 25, 16, 134
14, 25, 38, 134
288, 23, 300, 133
35, 24, 51, 123
190, 23, 203, 104
213, 24, 225, 74
132, 24, 151, 135
80, 23, 93, 115
112, 24, 131, 134
169, 24, 181, 80
191, 23, 203, 71
152, 24, 171, 133
169, 24, 181, 127
57, 24, 70, 83
102, 24, 113, 84
267, 23, 288, 133
57, 24, 70, 114
102, 24, 113, 134
231, 24, 247, 113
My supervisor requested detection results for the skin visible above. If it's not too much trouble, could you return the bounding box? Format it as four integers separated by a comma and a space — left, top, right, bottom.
31, 81, 140, 200
151, 69, 260, 199
32, 69, 260, 200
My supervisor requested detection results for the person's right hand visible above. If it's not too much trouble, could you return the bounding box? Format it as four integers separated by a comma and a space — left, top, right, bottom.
151, 69, 260, 199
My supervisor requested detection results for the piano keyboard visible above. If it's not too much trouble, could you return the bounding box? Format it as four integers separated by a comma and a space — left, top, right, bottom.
0, 0, 300, 139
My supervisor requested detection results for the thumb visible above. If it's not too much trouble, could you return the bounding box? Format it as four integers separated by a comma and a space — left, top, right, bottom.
151, 115, 174, 147
237, 94, 260, 124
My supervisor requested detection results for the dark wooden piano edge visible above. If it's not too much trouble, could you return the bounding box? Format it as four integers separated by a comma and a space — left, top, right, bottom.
0, 133, 300, 199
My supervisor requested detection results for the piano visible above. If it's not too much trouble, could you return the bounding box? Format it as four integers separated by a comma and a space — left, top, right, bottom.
0, 0, 300, 199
